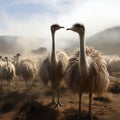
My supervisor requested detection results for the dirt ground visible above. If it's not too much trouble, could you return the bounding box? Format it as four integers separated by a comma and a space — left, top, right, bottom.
0, 76, 120, 120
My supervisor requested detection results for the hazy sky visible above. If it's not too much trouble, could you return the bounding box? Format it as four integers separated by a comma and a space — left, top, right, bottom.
0, 0, 120, 39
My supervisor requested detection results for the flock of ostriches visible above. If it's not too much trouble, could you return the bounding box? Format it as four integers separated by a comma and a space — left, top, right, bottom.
0, 23, 110, 120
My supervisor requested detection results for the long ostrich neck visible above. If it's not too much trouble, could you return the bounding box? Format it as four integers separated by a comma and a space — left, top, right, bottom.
6, 59, 9, 65
16, 56, 19, 63
79, 32, 88, 77
51, 31, 56, 65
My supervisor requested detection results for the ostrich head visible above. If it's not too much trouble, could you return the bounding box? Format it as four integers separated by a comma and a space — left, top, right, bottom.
4, 57, 8, 61
51, 24, 64, 33
16, 53, 21, 57
67, 23, 85, 34
0, 56, 2, 59
15, 53, 21, 63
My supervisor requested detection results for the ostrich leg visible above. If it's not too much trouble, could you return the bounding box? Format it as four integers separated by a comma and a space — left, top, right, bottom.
87, 91, 93, 120
56, 88, 63, 107
49, 82, 56, 106
77, 92, 82, 120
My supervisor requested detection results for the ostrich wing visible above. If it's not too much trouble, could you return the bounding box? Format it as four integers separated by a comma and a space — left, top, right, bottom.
56, 50, 68, 74
40, 56, 51, 86
19, 60, 36, 79
54, 51, 68, 86
87, 47, 109, 94
65, 53, 81, 92
65, 47, 109, 93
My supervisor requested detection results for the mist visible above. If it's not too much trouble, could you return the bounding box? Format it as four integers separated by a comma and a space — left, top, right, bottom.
0, 24, 120, 55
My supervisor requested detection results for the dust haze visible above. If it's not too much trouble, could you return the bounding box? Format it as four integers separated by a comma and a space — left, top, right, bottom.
0, 25, 120, 55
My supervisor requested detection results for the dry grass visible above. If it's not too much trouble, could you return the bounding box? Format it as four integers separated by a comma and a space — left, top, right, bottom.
0, 75, 119, 120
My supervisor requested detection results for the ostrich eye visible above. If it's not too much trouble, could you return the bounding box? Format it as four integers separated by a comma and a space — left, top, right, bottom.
51, 24, 59, 29
80, 27, 84, 31
73, 23, 85, 31
54, 25, 58, 28
74, 24, 81, 28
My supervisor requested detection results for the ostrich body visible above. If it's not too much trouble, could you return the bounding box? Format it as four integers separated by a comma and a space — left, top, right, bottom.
0, 57, 16, 91
14, 53, 21, 76
65, 23, 109, 119
14, 53, 37, 87
107, 60, 120, 76
20, 59, 37, 87
40, 24, 68, 107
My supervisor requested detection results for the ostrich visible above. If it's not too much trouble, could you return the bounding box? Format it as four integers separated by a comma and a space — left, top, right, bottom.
14, 53, 37, 88
13, 53, 21, 64
0, 55, 2, 61
20, 59, 37, 87
40, 24, 68, 107
107, 60, 120, 76
65, 23, 109, 119
13, 53, 21, 76
0, 56, 16, 91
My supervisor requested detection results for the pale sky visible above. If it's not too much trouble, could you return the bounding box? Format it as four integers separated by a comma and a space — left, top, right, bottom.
0, 0, 120, 39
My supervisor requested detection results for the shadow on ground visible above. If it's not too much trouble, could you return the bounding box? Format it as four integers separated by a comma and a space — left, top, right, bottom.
0, 91, 27, 114
13, 101, 58, 120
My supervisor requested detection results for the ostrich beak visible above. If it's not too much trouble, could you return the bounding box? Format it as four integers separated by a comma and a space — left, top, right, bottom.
60, 26, 64, 29
66, 28, 72, 30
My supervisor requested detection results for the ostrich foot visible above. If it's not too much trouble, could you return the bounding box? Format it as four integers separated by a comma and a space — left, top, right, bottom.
48, 101, 57, 107
87, 113, 93, 120
56, 101, 64, 107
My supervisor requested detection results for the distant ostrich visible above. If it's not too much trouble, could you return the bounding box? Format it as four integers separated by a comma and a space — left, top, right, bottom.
14, 53, 21, 76
0, 56, 6, 61
65, 23, 109, 119
14, 53, 37, 88
0, 56, 3, 61
0, 56, 16, 91
13, 53, 21, 64
40, 24, 68, 107
107, 60, 120, 76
